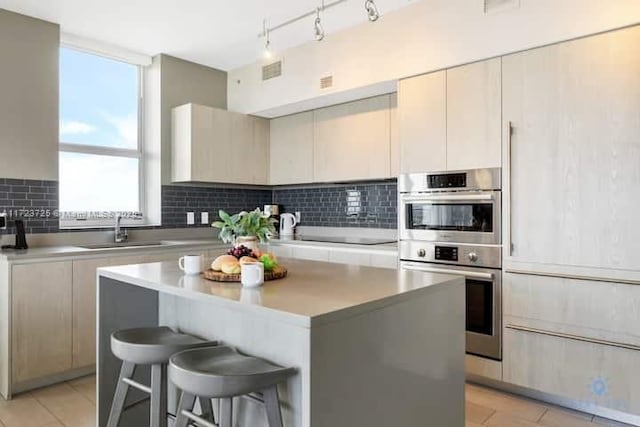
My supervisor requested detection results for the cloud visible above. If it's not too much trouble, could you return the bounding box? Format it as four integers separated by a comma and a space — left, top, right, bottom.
103, 113, 138, 147
60, 120, 95, 135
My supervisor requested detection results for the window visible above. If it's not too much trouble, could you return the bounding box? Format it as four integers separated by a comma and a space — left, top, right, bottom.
59, 46, 144, 227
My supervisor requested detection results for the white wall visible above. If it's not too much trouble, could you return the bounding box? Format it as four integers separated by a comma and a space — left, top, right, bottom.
227, 0, 640, 118
0, 9, 59, 180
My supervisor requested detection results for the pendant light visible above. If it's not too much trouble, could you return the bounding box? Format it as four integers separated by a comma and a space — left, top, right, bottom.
263, 19, 273, 60
314, 7, 325, 41
364, 0, 380, 22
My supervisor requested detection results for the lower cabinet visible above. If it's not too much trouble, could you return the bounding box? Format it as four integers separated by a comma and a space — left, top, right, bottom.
12, 261, 73, 385
268, 244, 397, 269
503, 326, 640, 416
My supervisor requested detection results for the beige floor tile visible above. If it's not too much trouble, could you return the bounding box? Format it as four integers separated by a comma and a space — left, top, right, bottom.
484, 411, 542, 427
0, 393, 59, 427
465, 421, 484, 427
465, 384, 548, 422
67, 376, 96, 405
539, 408, 595, 427
592, 416, 637, 426
466, 401, 495, 424
31, 383, 95, 427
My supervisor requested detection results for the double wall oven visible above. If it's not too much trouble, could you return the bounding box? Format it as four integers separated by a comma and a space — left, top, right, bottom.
399, 168, 503, 360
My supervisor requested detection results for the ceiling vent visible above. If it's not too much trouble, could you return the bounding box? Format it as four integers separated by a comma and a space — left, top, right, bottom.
320, 75, 333, 89
484, 0, 520, 14
262, 60, 282, 81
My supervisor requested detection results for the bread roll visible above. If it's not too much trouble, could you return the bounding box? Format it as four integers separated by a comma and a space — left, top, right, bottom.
239, 256, 258, 265
211, 255, 238, 271
221, 260, 241, 275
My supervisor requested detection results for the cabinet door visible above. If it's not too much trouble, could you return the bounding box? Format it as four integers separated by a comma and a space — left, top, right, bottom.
389, 93, 399, 177
503, 26, 640, 270
270, 112, 314, 185
446, 58, 502, 170
12, 261, 73, 383
398, 71, 446, 173
191, 105, 232, 183
313, 95, 391, 182
250, 117, 270, 185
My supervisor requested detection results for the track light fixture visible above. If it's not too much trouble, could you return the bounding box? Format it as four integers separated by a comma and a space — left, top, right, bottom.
314, 7, 325, 41
365, 0, 380, 22
263, 19, 273, 60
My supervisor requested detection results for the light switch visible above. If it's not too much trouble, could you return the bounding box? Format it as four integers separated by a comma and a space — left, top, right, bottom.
201, 212, 209, 224
187, 212, 195, 225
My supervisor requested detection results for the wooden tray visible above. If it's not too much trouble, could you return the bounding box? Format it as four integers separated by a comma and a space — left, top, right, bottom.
202, 265, 288, 283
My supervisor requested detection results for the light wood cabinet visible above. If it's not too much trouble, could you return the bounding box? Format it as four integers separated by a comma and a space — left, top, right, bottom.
12, 261, 73, 384
172, 103, 269, 185
270, 112, 314, 185
446, 58, 502, 170
502, 26, 640, 271
398, 71, 447, 173
313, 95, 391, 182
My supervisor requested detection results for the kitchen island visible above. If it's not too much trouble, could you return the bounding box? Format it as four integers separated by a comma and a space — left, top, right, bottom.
97, 258, 465, 427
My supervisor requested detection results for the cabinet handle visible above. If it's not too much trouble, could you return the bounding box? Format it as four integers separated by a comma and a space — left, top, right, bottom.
507, 121, 514, 256
505, 324, 640, 352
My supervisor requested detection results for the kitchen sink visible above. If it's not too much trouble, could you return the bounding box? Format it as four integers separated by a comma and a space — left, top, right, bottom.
78, 241, 171, 250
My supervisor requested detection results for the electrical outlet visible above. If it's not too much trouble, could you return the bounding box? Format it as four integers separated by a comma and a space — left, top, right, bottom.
201, 212, 209, 225
186, 212, 195, 225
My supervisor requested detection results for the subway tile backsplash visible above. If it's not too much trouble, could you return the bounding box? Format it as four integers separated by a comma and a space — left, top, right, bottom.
0, 178, 398, 233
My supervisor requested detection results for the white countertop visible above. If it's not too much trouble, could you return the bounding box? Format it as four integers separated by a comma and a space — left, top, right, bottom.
97, 258, 460, 328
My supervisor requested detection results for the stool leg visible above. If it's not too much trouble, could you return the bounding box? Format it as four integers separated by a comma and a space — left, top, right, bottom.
150, 364, 168, 427
263, 386, 283, 427
219, 397, 233, 427
107, 361, 135, 427
199, 397, 215, 423
174, 392, 196, 427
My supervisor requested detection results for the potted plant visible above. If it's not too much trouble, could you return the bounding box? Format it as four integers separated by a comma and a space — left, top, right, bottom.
212, 208, 277, 251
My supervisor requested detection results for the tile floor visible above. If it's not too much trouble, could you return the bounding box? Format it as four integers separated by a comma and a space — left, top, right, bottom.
0, 376, 633, 427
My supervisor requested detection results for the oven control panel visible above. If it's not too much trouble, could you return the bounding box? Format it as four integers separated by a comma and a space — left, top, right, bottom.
427, 172, 467, 189
400, 240, 501, 269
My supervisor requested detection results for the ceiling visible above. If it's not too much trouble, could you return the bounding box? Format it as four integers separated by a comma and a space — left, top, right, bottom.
0, 0, 414, 70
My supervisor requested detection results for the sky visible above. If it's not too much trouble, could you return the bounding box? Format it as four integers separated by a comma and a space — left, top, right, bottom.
59, 47, 140, 213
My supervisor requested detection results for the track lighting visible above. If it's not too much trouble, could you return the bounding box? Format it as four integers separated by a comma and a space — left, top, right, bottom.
364, 0, 380, 22
263, 20, 273, 60
314, 7, 325, 41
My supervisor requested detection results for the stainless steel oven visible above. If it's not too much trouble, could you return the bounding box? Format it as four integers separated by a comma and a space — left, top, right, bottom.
399, 168, 503, 360
399, 168, 501, 245
400, 241, 502, 360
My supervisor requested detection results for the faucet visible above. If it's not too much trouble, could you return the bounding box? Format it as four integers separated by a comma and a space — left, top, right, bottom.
114, 213, 128, 243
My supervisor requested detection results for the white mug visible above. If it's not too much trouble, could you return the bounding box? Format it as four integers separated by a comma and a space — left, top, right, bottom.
241, 262, 264, 288
179, 255, 203, 275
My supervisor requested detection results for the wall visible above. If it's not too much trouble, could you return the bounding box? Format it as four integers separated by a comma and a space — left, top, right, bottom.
0, 9, 59, 179
227, 0, 640, 117
158, 54, 227, 184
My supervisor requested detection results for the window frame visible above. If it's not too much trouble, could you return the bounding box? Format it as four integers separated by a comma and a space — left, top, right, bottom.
58, 46, 147, 229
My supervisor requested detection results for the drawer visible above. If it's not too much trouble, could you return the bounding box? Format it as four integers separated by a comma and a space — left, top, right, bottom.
504, 326, 640, 416
370, 252, 398, 269
267, 245, 293, 259
465, 354, 502, 381
291, 246, 329, 262
328, 249, 371, 266
504, 272, 640, 347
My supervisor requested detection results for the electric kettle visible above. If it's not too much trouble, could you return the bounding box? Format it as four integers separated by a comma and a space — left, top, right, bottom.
279, 213, 297, 236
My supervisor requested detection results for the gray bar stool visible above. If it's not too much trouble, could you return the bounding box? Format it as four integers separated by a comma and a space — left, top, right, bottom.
107, 326, 217, 427
169, 346, 296, 427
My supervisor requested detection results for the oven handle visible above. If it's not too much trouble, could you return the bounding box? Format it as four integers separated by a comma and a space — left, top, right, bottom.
401, 194, 495, 203
402, 264, 494, 280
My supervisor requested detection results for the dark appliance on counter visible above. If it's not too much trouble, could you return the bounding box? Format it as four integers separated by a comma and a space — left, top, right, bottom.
399, 168, 503, 361
2, 219, 29, 250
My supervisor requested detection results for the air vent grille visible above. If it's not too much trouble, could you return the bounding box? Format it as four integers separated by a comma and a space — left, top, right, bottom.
320, 75, 333, 89
262, 61, 282, 81
484, 0, 520, 14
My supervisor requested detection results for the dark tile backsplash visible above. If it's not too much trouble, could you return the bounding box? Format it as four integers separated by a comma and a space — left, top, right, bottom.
272, 180, 397, 229
0, 179, 59, 234
161, 185, 272, 228
0, 178, 398, 234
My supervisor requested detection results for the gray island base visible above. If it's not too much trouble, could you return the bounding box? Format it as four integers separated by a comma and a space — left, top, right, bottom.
97, 258, 465, 427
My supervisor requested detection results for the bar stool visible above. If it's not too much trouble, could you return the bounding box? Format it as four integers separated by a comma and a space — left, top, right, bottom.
107, 326, 217, 427
169, 346, 297, 427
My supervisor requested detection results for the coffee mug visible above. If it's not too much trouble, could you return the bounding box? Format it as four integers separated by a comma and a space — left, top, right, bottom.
241, 262, 264, 288
178, 255, 203, 275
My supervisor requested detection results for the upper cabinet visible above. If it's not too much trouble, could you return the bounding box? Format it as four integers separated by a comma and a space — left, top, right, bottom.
503, 26, 640, 271
397, 58, 502, 173
398, 71, 447, 173
313, 95, 392, 182
270, 111, 314, 185
446, 58, 502, 170
172, 104, 269, 185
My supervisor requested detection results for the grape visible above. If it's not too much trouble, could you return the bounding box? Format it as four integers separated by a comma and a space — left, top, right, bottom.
227, 245, 253, 259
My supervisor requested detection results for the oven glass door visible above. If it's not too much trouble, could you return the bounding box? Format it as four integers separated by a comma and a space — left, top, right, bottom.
466, 278, 493, 335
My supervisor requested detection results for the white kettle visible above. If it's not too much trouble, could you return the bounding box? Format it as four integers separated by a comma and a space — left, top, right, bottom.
279, 213, 297, 236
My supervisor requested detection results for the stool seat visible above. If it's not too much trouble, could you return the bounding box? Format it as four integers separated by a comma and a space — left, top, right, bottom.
169, 346, 296, 398
111, 326, 213, 365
